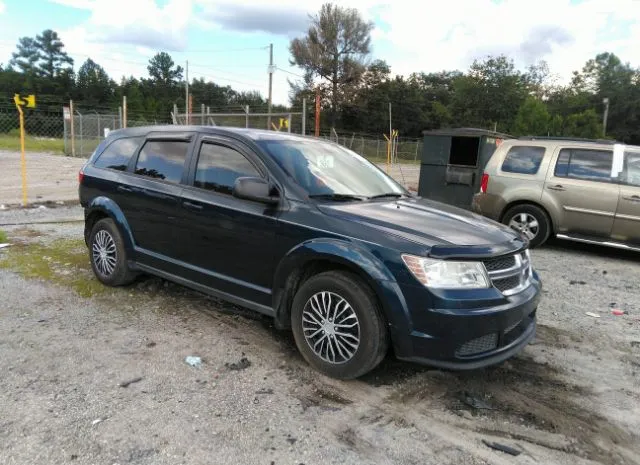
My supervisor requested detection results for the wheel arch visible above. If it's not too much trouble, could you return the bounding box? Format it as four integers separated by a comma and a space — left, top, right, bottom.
499, 200, 556, 234
271, 239, 396, 331
84, 197, 135, 255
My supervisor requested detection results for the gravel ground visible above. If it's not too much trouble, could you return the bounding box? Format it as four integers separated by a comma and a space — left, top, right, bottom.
0, 150, 86, 207
0, 208, 639, 465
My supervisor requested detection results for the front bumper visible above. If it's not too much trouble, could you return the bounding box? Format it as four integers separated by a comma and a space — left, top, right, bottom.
387, 275, 541, 370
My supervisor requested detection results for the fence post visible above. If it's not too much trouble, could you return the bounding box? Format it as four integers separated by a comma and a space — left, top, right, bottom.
287, 113, 292, 133
376, 139, 380, 159
414, 140, 419, 161
97, 112, 101, 140
360, 137, 364, 155
122, 96, 127, 128
302, 98, 306, 135
63, 108, 68, 155
118, 106, 123, 129
70, 100, 75, 157
245, 106, 249, 128
78, 111, 84, 157
201, 104, 205, 125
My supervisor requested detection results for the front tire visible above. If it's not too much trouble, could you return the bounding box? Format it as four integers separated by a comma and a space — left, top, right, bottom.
502, 204, 551, 248
89, 218, 136, 286
291, 271, 388, 380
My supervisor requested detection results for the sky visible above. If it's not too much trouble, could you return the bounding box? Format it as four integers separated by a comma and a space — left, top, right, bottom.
1, 0, 640, 108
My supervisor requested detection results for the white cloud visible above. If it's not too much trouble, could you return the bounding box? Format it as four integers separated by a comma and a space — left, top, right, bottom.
0, 0, 5, 14
373, 0, 640, 81
50, 0, 193, 50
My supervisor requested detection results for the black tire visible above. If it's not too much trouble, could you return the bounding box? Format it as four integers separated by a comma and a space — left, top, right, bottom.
89, 218, 136, 286
291, 271, 389, 380
502, 204, 551, 248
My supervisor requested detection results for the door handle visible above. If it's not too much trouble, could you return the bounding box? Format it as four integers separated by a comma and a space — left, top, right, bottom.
144, 189, 173, 200
547, 185, 566, 191
182, 200, 203, 211
117, 185, 134, 193
623, 195, 640, 202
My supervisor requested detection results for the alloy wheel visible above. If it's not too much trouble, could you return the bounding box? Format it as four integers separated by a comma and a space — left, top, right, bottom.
301, 291, 361, 364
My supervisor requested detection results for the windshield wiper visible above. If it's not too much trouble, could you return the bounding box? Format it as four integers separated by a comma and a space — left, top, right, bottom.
368, 192, 406, 200
308, 193, 366, 201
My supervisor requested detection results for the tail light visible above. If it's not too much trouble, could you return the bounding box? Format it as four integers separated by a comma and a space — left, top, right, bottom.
78, 169, 84, 184
480, 173, 489, 193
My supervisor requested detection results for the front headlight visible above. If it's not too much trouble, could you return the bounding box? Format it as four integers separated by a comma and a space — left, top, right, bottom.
401, 254, 491, 289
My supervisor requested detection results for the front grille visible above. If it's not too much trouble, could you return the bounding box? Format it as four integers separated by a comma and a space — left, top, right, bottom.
483, 250, 531, 295
455, 333, 499, 357
483, 256, 516, 272
493, 275, 520, 292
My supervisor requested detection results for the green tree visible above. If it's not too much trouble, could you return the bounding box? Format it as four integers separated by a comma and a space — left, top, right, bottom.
9, 37, 40, 90
289, 2, 373, 126
76, 58, 115, 105
147, 52, 183, 85
563, 109, 602, 139
513, 96, 550, 136
450, 55, 528, 132
35, 29, 73, 79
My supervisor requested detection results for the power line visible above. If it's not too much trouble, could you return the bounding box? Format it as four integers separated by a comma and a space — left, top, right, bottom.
276, 67, 305, 79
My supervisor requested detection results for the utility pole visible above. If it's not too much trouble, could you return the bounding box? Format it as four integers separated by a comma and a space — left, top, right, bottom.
185, 60, 189, 125
602, 97, 610, 137
267, 43, 274, 129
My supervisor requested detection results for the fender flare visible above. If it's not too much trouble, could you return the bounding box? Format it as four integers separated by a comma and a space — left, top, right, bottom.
85, 197, 135, 255
271, 238, 410, 335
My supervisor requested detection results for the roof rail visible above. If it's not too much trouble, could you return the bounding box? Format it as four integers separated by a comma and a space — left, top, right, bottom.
518, 136, 617, 144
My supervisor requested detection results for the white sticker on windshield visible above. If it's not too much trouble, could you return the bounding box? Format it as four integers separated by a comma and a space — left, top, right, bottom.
317, 155, 335, 169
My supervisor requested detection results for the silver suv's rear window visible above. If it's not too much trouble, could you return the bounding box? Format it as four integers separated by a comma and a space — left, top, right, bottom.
501, 146, 546, 175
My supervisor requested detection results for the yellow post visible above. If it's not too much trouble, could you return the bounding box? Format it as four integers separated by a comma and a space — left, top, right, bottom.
383, 134, 390, 174
13, 95, 27, 206
18, 106, 27, 206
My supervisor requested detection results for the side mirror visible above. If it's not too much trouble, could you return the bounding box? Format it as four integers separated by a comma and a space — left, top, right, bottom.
233, 177, 280, 205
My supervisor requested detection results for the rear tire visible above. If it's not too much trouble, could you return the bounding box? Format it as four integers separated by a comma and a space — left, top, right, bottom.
502, 204, 550, 248
291, 271, 388, 380
89, 218, 136, 286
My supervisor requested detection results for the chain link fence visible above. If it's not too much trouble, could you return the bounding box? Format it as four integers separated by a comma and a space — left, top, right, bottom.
0, 105, 152, 157
173, 110, 304, 135
322, 130, 422, 163
1, 104, 423, 164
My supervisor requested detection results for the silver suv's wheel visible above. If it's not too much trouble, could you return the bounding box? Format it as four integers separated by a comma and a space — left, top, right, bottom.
89, 218, 136, 286
291, 271, 388, 379
508, 213, 539, 242
502, 204, 551, 248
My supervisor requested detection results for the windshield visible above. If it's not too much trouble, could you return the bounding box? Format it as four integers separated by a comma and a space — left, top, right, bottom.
257, 138, 407, 198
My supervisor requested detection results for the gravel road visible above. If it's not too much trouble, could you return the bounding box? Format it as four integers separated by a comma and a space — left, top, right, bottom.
0, 150, 86, 207
1, 207, 639, 465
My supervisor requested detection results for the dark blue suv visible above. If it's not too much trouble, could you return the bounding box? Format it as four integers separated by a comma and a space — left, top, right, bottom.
79, 126, 541, 379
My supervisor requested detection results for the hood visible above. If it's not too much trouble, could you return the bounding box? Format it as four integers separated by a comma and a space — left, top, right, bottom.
318, 197, 525, 257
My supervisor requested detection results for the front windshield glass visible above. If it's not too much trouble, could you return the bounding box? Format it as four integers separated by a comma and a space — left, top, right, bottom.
257, 138, 407, 198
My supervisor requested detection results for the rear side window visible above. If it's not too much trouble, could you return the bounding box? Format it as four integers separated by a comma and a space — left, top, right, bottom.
554, 149, 613, 182
134, 140, 190, 183
501, 146, 545, 174
624, 152, 640, 187
194, 143, 260, 195
94, 137, 141, 171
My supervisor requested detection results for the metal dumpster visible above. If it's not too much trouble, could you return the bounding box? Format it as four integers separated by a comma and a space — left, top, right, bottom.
418, 128, 512, 209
